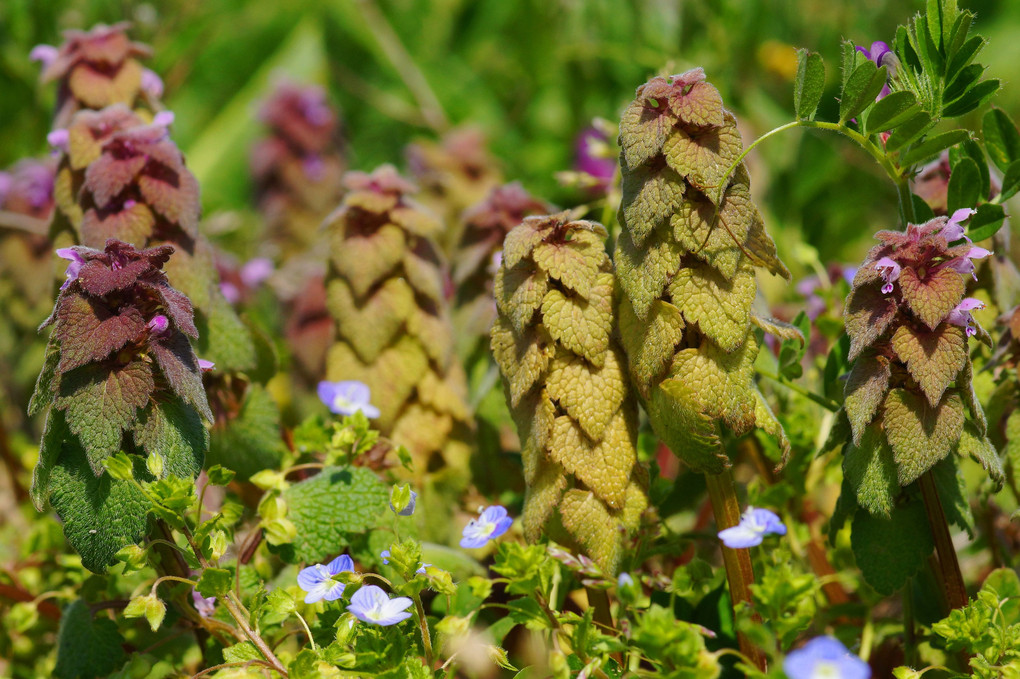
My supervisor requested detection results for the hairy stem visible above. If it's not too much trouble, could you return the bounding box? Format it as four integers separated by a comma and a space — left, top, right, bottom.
411, 592, 435, 668
704, 470, 767, 672
919, 472, 968, 610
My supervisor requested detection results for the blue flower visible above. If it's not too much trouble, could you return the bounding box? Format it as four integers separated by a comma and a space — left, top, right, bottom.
346, 585, 413, 626
297, 554, 354, 604
783, 636, 871, 679
618, 573, 634, 588
717, 506, 786, 549
460, 505, 513, 549
317, 380, 381, 418
389, 489, 417, 516
380, 549, 391, 565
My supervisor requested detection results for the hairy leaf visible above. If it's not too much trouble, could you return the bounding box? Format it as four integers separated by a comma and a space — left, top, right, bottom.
668, 260, 755, 352
845, 282, 898, 360
614, 225, 682, 320
540, 272, 613, 367
531, 239, 604, 299
850, 501, 933, 595
55, 360, 155, 473
271, 466, 388, 564
134, 396, 208, 480
490, 318, 553, 407
548, 409, 635, 510
663, 113, 743, 204
151, 332, 213, 422
891, 323, 967, 407
647, 382, 727, 474
522, 463, 568, 542
669, 79, 725, 128
843, 425, 899, 517
664, 334, 758, 433
794, 49, 826, 121
958, 421, 1004, 490
329, 222, 406, 298
845, 350, 892, 444
619, 160, 686, 247
619, 98, 675, 169
898, 266, 966, 329
883, 389, 965, 485
618, 297, 684, 398
494, 263, 549, 336
546, 347, 628, 440
328, 277, 414, 363
55, 296, 146, 373
558, 489, 623, 575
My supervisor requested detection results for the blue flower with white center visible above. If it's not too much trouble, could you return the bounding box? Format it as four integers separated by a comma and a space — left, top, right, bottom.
346, 585, 413, 626
717, 506, 786, 549
297, 554, 354, 604
317, 380, 381, 418
783, 636, 871, 679
460, 505, 513, 549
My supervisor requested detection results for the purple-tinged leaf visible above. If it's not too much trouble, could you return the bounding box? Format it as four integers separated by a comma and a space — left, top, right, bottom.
891, 323, 968, 407
844, 350, 892, 444
54, 295, 146, 373
898, 266, 966, 329
75, 258, 151, 297
845, 282, 898, 361
84, 153, 146, 208
150, 332, 212, 421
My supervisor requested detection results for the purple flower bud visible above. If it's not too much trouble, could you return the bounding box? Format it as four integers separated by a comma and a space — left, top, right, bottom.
47, 129, 69, 152
147, 315, 169, 335
855, 41, 896, 100
29, 45, 58, 67
141, 69, 164, 98
574, 126, 616, 191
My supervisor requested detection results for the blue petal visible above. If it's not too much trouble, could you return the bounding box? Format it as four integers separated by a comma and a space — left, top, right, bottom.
316, 382, 340, 408
718, 525, 764, 549
327, 554, 354, 575
360, 403, 381, 419
297, 564, 328, 592
480, 506, 508, 524
322, 581, 346, 602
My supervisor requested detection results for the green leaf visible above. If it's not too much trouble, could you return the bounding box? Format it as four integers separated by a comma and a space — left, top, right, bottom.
966, 202, 1006, 242
1000, 160, 1020, 202
942, 78, 998, 118
54, 600, 126, 679
662, 112, 743, 204
55, 361, 155, 473
890, 324, 967, 407
28, 337, 61, 417
193, 290, 257, 373
953, 139, 990, 198
134, 396, 207, 480
900, 130, 970, 167
882, 389, 965, 485
982, 108, 1020, 173
843, 425, 898, 518
48, 449, 151, 573
864, 92, 918, 135
668, 261, 755, 352
269, 466, 388, 563
839, 61, 887, 125
844, 351, 891, 445
207, 384, 285, 481
958, 421, 1004, 490
884, 111, 935, 152
946, 157, 981, 214
851, 501, 933, 595
197, 567, 234, 598
794, 49, 825, 121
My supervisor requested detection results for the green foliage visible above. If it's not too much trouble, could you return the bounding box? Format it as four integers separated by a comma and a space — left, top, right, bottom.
933, 569, 1020, 677
851, 501, 933, 595
794, 49, 825, 121
270, 466, 389, 563
54, 600, 127, 679
206, 384, 285, 480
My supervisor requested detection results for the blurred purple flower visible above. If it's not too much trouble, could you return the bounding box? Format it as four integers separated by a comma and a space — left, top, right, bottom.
347, 585, 413, 626
192, 590, 216, 618
47, 129, 69, 153
575, 126, 616, 190
198, 359, 215, 372
317, 380, 380, 418
297, 554, 354, 604
220, 281, 241, 304
29, 44, 58, 67
240, 257, 274, 288
460, 505, 513, 548
56, 248, 84, 290
302, 154, 325, 181
152, 111, 175, 129
717, 507, 786, 549
784, 636, 871, 679
141, 69, 164, 98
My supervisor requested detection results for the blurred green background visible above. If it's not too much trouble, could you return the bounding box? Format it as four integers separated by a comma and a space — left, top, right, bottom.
2, 0, 1017, 265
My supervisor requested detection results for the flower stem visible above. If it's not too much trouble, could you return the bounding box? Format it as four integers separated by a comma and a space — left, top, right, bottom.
411, 592, 435, 668
919, 471, 968, 610
756, 368, 840, 412
704, 470, 767, 673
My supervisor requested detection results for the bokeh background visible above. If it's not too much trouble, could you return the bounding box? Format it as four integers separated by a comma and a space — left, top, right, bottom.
2, 0, 1018, 267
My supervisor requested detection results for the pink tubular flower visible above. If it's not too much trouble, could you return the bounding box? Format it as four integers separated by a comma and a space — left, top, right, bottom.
198, 359, 215, 372
874, 257, 901, 294
147, 315, 169, 335
47, 129, 69, 152
945, 245, 992, 280
56, 248, 84, 290
29, 45, 58, 67
947, 298, 986, 337
941, 208, 977, 243
240, 257, 274, 288
141, 68, 164, 98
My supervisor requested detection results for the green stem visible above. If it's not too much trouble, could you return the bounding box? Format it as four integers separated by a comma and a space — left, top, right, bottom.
411, 592, 435, 668
757, 368, 840, 412
704, 470, 767, 673
903, 577, 917, 667
294, 610, 316, 651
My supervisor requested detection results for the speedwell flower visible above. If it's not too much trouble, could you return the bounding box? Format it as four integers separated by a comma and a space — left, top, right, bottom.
297, 554, 354, 604
317, 380, 381, 418
460, 505, 513, 549
783, 636, 871, 679
717, 506, 786, 549
346, 585, 413, 626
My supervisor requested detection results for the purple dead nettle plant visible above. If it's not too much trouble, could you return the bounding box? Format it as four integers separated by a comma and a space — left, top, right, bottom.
29, 239, 211, 573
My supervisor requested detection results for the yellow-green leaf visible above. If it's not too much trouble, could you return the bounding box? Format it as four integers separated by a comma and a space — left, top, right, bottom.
619, 160, 686, 248
545, 347, 628, 440
328, 277, 414, 363
668, 260, 756, 352
329, 222, 406, 298
662, 112, 743, 204
494, 263, 549, 336
548, 409, 636, 510
843, 424, 899, 517
618, 297, 684, 398
490, 318, 553, 407
540, 273, 613, 367
898, 266, 966, 330
614, 224, 682, 320
891, 323, 967, 407
844, 350, 892, 445
882, 389, 965, 485
619, 99, 675, 169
